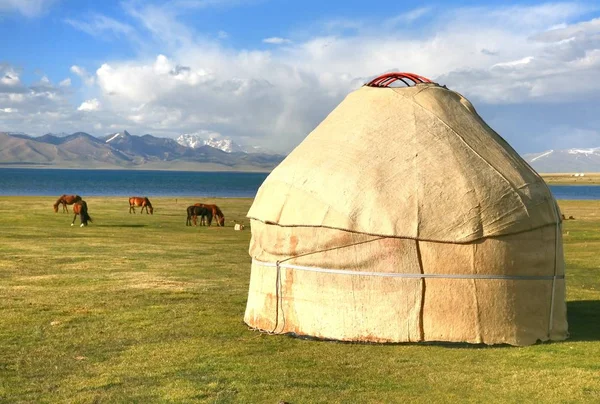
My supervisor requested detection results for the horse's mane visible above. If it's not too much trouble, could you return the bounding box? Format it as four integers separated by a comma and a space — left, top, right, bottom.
214, 206, 224, 217
144, 197, 153, 207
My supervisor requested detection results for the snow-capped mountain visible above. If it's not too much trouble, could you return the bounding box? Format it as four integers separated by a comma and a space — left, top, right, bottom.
1, 131, 284, 170
177, 133, 256, 153
104, 130, 132, 143
524, 147, 600, 173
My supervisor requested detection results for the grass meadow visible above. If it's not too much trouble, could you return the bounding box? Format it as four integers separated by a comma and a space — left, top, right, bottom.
0, 197, 599, 403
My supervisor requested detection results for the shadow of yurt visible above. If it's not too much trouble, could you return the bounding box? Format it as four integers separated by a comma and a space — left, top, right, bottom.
244, 72, 568, 346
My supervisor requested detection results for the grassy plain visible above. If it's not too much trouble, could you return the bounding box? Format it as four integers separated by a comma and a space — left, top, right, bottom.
0, 197, 599, 403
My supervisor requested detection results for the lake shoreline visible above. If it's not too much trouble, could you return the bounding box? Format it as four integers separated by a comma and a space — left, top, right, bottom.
540, 173, 600, 185
3, 165, 600, 184
1, 167, 600, 199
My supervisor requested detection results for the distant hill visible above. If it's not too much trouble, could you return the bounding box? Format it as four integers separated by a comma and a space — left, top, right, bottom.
524, 147, 600, 173
0, 131, 284, 171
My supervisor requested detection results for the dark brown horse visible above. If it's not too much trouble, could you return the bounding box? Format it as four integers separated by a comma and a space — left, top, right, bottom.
53, 194, 82, 213
129, 197, 153, 214
193, 203, 225, 226
71, 200, 93, 227
186, 205, 212, 226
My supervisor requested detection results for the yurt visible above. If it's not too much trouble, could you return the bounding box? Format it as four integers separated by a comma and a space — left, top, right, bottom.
244, 72, 568, 346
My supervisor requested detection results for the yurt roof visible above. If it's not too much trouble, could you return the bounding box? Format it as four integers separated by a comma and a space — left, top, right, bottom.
248, 73, 559, 243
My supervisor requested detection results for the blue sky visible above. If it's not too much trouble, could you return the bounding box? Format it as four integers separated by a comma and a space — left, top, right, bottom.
1, 0, 600, 153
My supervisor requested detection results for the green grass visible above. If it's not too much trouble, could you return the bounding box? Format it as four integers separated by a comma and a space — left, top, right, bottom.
0, 197, 599, 403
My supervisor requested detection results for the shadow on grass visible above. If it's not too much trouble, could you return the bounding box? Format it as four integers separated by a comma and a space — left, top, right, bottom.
96, 224, 148, 228
567, 300, 600, 342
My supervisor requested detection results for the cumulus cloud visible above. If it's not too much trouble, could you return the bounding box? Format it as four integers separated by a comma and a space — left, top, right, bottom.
0, 63, 85, 135
78, 98, 101, 111
2, 1, 600, 154
63, 2, 600, 151
532, 17, 600, 42
70, 65, 96, 86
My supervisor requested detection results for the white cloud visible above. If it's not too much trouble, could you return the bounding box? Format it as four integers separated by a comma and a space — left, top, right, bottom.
385, 7, 432, 26
70, 65, 86, 76
263, 37, 292, 45
70, 65, 95, 86
59, 78, 71, 87
78, 98, 101, 111
65, 14, 135, 39
532, 17, 600, 42
51, 3, 596, 151
1, 71, 20, 86
2, 2, 600, 154
492, 56, 535, 68
0, 0, 56, 17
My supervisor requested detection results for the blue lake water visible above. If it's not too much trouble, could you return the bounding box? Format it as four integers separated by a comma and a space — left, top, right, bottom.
0, 168, 599, 200
0, 168, 268, 198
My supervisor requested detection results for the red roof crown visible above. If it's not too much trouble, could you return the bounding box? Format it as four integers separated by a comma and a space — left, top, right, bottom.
366, 72, 432, 87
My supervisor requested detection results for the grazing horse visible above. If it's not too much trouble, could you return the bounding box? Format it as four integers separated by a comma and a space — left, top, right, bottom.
71, 201, 93, 227
129, 197, 153, 214
53, 194, 82, 213
193, 203, 225, 226
186, 205, 213, 226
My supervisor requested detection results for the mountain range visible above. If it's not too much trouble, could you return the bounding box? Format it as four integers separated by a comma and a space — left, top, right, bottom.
0, 131, 283, 171
176, 133, 266, 154
2, 130, 599, 173
523, 148, 600, 173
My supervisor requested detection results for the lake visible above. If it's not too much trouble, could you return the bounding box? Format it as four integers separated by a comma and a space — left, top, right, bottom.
0, 168, 268, 198
0, 168, 599, 200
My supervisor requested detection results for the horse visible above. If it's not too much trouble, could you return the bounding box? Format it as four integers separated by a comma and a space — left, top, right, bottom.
193, 203, 225, 226
71, 200, 93, 227
53, 194, 82, 213
129, 197, 153, 214
186, 205, 212, 226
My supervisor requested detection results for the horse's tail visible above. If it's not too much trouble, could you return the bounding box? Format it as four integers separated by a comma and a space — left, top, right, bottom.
80, 201, 92, 224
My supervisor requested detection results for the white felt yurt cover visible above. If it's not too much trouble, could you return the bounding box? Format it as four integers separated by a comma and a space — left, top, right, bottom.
244, 73, 568, 346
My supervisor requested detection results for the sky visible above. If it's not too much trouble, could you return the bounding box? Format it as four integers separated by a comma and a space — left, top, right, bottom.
0, 0, 600, 154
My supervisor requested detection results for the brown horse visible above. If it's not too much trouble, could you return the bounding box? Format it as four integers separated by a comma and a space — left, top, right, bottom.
71, 200, 93, 227
186, 205, 212, 226
129, 197, 153, 214
193, 203, 225, 226
53, 194, 82, 213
